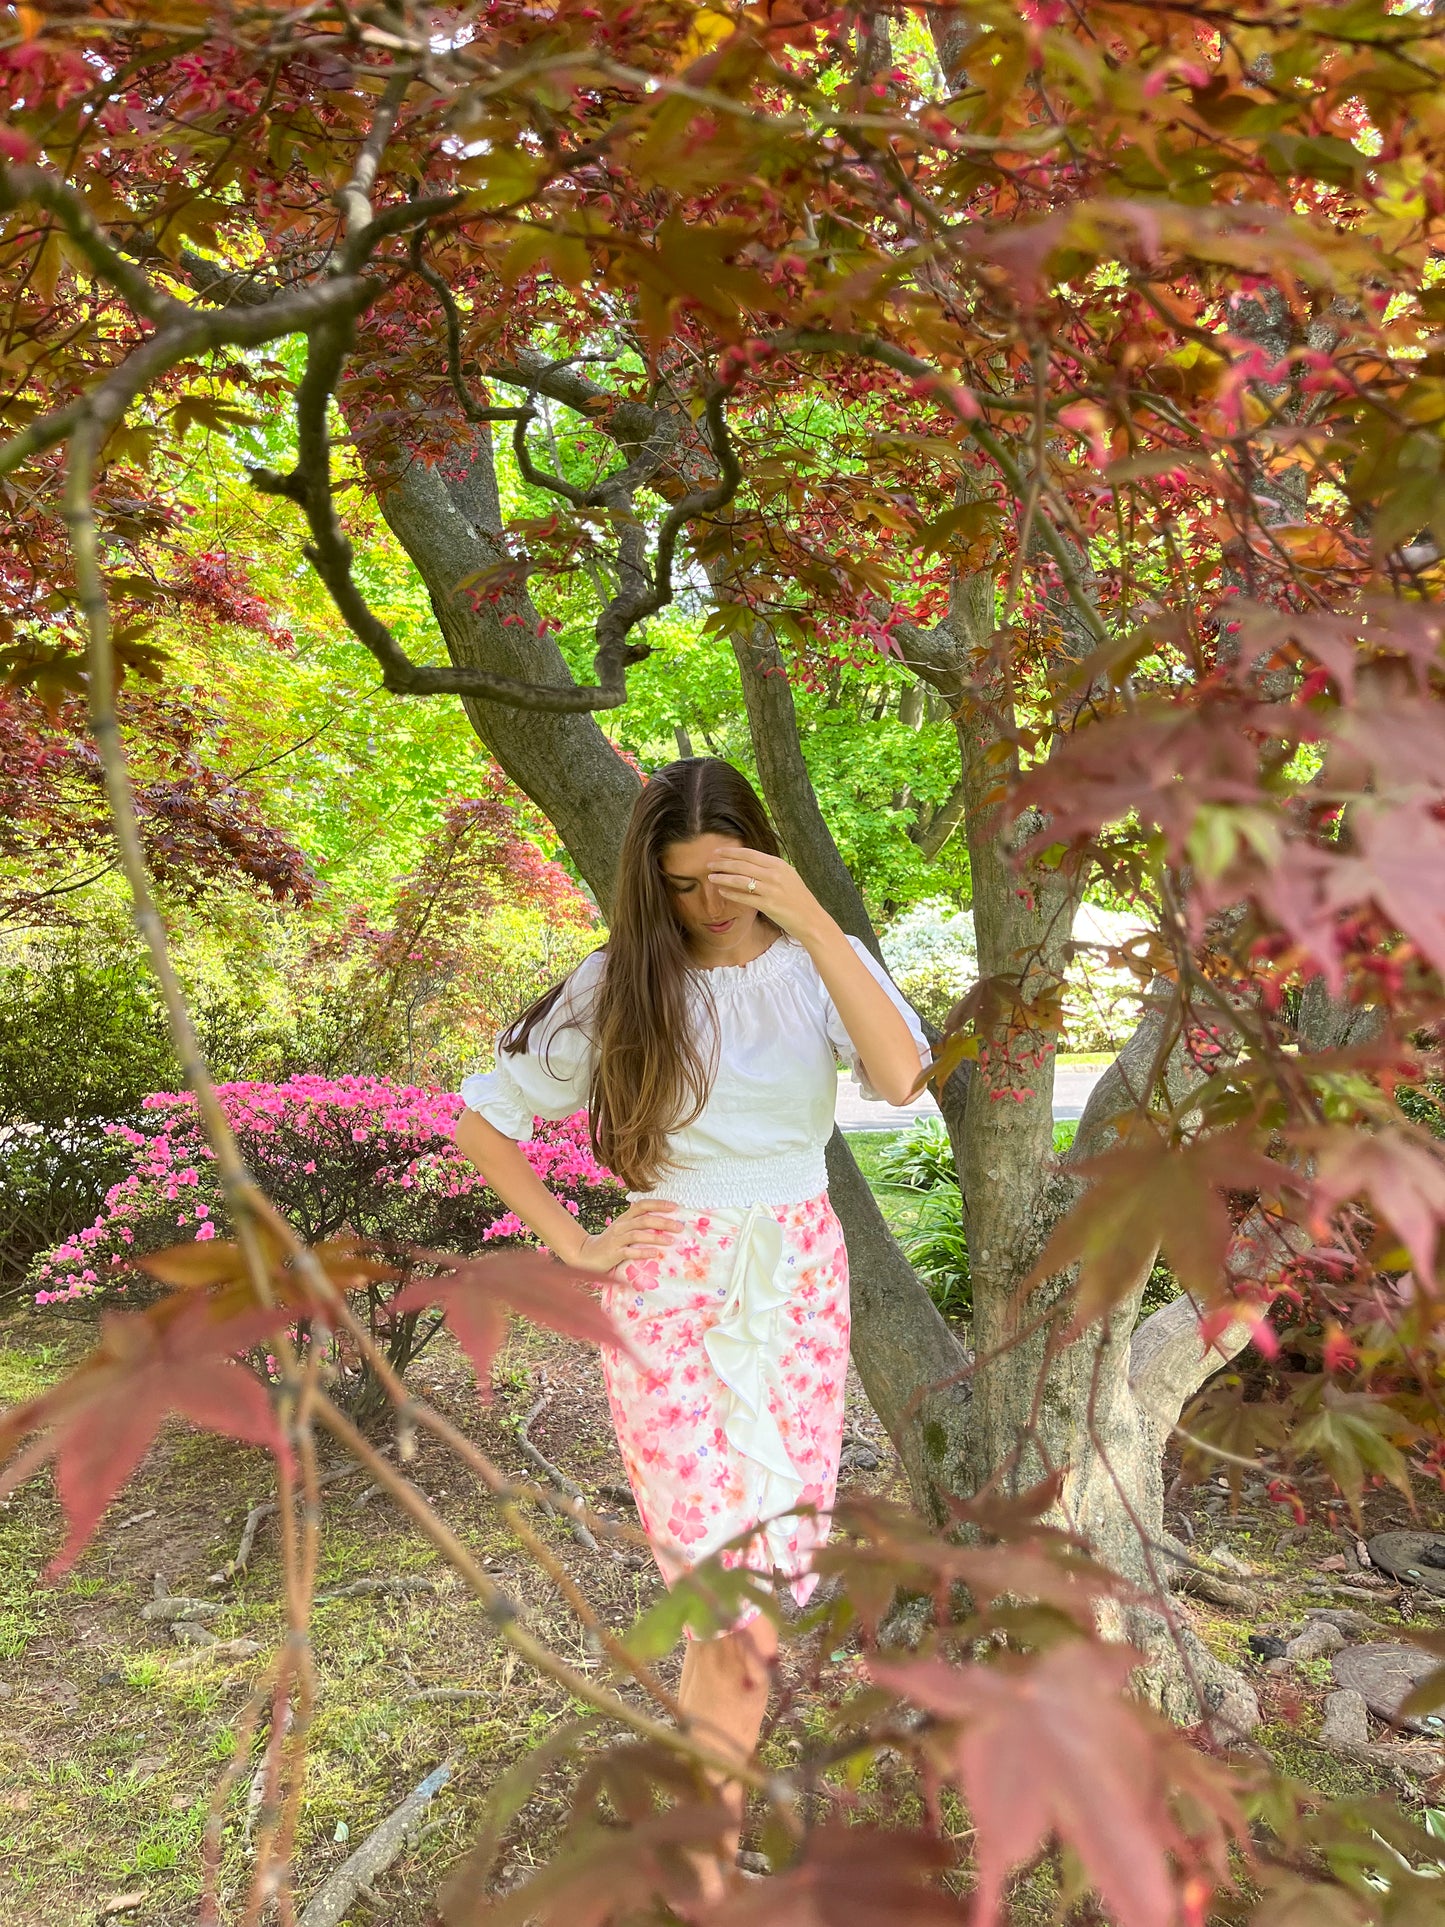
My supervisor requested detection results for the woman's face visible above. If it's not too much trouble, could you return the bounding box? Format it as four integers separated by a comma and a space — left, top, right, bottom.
659, 833, 763, 960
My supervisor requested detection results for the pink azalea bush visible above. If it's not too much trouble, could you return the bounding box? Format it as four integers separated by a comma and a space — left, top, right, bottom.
32, 1075, 622, 1304
30, 1077, 624, 1413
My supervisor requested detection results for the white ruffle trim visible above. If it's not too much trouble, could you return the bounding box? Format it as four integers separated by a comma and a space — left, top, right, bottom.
702, 1203, 806, 1568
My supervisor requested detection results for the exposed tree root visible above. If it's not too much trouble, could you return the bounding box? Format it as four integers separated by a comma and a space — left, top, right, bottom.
296, 1759, 452, 1927
516, 1375, 610, 1557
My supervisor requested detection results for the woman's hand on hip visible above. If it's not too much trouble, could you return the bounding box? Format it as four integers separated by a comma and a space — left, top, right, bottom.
705, 848, 825, 942
569, 1200, 684, 1276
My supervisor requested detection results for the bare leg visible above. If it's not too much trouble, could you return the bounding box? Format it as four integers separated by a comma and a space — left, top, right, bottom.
676, 1614, 779, 1901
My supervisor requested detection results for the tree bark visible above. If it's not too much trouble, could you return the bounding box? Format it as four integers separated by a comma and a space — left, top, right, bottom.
372, 442, 640, 915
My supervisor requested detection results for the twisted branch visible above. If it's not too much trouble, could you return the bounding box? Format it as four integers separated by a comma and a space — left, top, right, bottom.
408, 232, 535, 424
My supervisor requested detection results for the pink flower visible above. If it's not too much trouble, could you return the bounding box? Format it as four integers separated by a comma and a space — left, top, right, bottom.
667, 1500, 710, 1546
32, 1076, 620, 1308
196, 1221, 217, 1242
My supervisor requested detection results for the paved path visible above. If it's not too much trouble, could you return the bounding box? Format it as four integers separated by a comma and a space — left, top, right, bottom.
835, 1064, 1106, 1133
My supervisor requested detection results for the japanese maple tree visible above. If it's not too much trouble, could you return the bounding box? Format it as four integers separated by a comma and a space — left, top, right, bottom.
4, 2, 1445, 1921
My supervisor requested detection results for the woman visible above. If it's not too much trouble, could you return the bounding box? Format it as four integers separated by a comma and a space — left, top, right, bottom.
452, 758, 928, 1879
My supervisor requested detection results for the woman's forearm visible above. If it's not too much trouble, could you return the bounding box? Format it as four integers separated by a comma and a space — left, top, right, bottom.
797, 916, 924, 1104
453, 1107, 591, 1263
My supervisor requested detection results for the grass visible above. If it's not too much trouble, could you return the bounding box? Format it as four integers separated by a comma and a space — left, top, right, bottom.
846, 1130, 936, 1244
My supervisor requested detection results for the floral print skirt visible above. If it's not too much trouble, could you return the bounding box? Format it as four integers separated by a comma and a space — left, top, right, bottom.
599, 1189, 850, 1637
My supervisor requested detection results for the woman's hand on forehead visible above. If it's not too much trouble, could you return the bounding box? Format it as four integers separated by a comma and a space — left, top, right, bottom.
706, 849, 823, 942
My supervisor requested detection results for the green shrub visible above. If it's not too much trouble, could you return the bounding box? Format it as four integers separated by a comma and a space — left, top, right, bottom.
892, 960, 967, 1033
0, 944, 177, 1132
876, 1115, 955, 1190
900, 1180, 971, 1320
0, 945, 178, 1285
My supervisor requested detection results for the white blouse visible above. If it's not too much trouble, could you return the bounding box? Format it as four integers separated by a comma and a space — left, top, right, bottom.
458, 933, 931, 1210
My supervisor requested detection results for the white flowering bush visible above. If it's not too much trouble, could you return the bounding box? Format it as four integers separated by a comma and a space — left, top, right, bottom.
881, 898, 1145, 1050
1062, 905, 1150, 1053
880, 898, 977, 1031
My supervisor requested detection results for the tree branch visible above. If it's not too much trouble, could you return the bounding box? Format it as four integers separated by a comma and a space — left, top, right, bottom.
0, 264, 370, 480
408, 233, 534, 423
1128, 1291, 1254, 1438
0, 163, 181, 323
253, 362, 740, 712
336, 68, 414, 245
910, 771, 969, 859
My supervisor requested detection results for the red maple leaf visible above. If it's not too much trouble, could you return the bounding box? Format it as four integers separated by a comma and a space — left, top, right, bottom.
870, 1641, 1243, 1927
1025, 1128, 1285, 1324
1328, 802, 1445, 983
1307, 1124, 1445, 1287
701, 1826, 958, 1925
0, 1290, 290, 1575
393, 1250, 632, 1393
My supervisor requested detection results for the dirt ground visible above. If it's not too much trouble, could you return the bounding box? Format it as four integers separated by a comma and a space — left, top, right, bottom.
0, 1298, 917, 1926
0, 1292, 1441, 1926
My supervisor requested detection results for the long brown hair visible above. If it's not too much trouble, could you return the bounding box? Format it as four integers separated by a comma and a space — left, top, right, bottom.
500, 758, 784, 1190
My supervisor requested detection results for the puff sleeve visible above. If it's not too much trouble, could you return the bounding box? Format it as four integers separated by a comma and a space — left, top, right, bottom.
457, 948, 606, 1142
821, 936, 931, 1103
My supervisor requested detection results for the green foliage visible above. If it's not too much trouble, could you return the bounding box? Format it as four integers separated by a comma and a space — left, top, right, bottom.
1397, 1080, 1445, 1139
852, 1119, 971, 1313
0, 942, 184, 1280
901, 1180, 971, 1321
880, 902, 976, 1026
165, 440, 518, 912
0, 941, 179, 1131
870, 1118, 972, 1315
876, 1116, 956, 1191
889, 959, 965, 1032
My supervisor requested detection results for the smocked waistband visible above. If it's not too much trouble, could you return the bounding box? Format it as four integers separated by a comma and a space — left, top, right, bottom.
627, 1148, 828, 1211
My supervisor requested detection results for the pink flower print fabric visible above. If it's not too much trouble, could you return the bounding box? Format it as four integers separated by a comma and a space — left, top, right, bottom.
599, 1189, 850, 1637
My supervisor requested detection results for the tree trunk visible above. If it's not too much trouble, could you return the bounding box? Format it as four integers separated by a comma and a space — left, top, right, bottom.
371, 442, 640, 915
